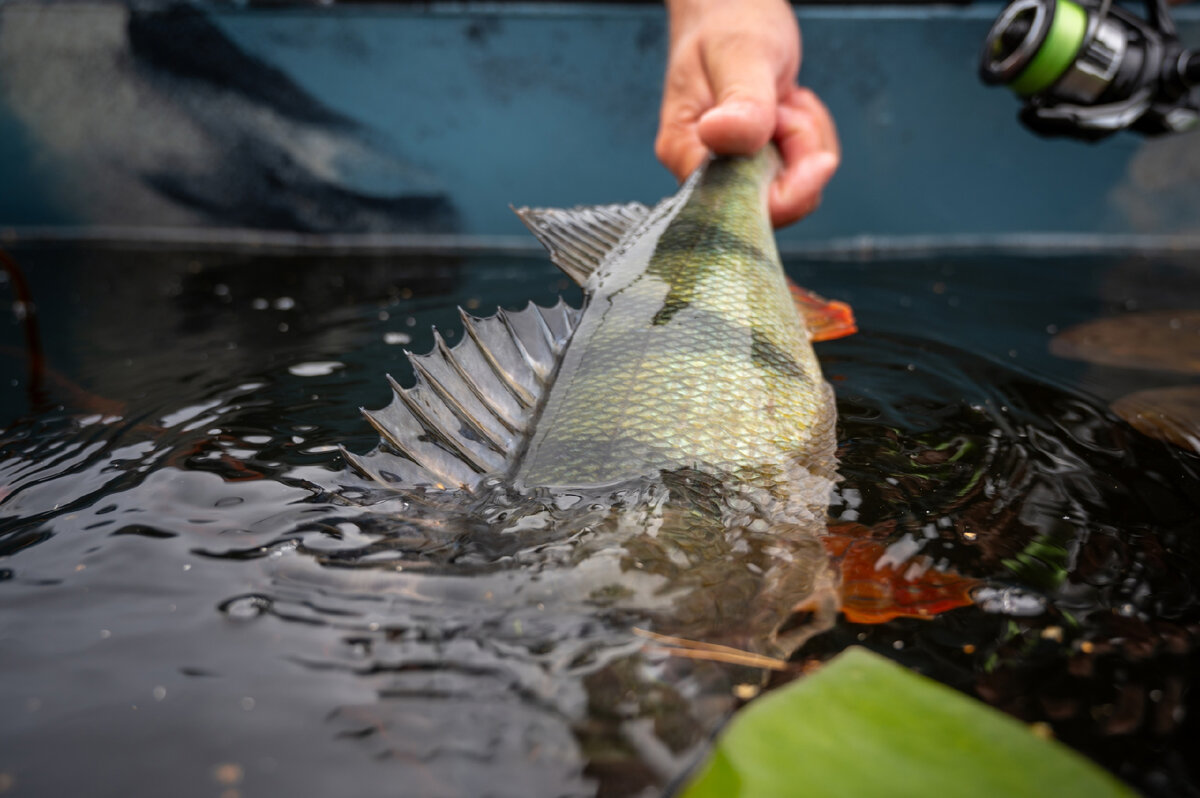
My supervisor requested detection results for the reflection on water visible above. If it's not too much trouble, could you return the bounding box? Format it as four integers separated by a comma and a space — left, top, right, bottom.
1, 247, 1198, 797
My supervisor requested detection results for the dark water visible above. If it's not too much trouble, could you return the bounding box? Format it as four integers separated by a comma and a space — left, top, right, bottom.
1, 245, 1198, 797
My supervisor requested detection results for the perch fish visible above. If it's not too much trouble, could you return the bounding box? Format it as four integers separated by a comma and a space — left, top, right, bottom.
344, 146, 972, 657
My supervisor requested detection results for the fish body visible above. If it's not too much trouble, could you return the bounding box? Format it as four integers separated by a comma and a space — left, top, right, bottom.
345, 147, 854, 656
516, 149, 836, 491
335, 150, 982, 792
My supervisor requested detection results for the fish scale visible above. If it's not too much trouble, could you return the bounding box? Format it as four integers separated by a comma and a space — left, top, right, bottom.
342, 145, 856, 657
337, 153, 983, 749
517, 150, 833, 490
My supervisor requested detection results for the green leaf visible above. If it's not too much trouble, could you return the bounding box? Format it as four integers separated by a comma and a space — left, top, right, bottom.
681, 647, 1135, 798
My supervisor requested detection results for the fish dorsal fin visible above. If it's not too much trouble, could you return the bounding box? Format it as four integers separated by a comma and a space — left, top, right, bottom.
341, 298, 581, 493
513, 201, 651, 286
787, 277, 858, 342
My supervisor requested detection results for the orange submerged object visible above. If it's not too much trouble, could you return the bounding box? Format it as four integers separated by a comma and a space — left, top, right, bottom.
822, 522, 981, 624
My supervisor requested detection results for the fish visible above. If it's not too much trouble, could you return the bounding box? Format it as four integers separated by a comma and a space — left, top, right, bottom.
342, 146, 972, 660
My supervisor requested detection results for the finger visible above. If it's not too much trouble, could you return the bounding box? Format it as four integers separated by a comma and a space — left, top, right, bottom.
769, 88, 840, 227
695, 34, 783, 154
769, 150, 838, 227
656, 121, 710, 183
783, 86, 839, 158
655, 51, 715, 181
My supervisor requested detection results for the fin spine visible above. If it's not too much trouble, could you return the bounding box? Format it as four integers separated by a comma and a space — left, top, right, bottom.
500, 303, 555, 381
461, 309, 538, 408
390, 374, 493, 474
514, 202, 651, 286
347, 299, 583, 493
359, 403, 473, 487
435, 333, 522, 436
409, 342, 508, 455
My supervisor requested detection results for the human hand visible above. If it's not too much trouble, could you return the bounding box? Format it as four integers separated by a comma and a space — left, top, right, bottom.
656, 0, 840, 228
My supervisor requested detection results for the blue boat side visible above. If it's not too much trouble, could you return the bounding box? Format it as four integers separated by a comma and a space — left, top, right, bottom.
1, 2, 1199, 246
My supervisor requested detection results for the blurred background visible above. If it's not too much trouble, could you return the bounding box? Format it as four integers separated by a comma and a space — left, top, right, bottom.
2, 0, 1199, 249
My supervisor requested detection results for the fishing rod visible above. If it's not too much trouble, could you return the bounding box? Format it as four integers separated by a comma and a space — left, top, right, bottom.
979, 0, 1200, 138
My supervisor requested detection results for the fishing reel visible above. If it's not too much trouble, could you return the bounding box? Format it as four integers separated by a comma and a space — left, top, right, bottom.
980, 0, 1200, 139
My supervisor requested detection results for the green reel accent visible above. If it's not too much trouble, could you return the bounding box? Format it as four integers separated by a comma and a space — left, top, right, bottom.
1010, 0, 1088, 96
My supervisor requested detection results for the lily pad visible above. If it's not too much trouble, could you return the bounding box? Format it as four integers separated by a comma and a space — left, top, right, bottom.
681, 647, 1134, 798
1049, 310, 1200, 375
1111, 385, 1200, 453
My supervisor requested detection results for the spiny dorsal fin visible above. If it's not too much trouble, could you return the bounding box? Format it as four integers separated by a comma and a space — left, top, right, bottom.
513, 201, 650, 286
342, 298, 582, 493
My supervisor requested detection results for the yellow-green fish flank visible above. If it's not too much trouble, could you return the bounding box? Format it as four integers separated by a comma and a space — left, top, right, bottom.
343, 146, 852, 657
517, 149, 835, 490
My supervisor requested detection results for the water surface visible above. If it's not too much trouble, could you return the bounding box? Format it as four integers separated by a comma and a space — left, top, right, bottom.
1, 245, 1198, 797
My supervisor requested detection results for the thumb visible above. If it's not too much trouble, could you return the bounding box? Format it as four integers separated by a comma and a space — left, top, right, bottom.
696, 36, 779, 155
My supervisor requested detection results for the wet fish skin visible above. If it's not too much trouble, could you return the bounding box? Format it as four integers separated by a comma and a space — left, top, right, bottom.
518, 149, 837, 492
346, 145, 854, 659
512, 148, 845, 657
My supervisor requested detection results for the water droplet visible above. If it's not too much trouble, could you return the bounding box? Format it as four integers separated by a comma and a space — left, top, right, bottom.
384, 332, 412, 345
100, 629, 111, 639
273, 297, 295, 311
251, 298, 268, 310
219, 594, 272, 620
153, 686, 166, 701
241, 697, 256, 711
